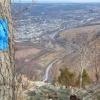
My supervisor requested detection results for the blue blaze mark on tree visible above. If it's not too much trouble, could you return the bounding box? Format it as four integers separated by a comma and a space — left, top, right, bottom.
0, 18, 8, 51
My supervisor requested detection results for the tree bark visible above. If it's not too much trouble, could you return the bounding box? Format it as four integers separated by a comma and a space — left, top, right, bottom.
0, 0, 15, 100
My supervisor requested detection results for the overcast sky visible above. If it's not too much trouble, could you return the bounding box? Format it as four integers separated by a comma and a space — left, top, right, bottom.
13, 0, 100, 3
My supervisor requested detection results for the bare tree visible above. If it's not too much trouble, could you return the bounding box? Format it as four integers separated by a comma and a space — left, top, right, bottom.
72, 33, 90, 88
91, 38, 100, 83
85, 32, 100, 84
0, 0, 15, 100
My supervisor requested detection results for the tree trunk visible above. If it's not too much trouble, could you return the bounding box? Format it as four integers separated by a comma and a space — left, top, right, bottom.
94, 42, 99, 83
0, 0, 15, 100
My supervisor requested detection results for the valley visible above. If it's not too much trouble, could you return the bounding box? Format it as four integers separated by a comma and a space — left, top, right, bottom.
12, 3, 100, 100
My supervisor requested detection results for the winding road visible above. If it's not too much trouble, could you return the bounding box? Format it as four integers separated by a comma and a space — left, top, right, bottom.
43, 59, 58, 82
43, 51, 75, 82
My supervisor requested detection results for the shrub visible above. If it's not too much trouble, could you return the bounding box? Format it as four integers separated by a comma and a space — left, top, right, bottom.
58, 68, 75, 86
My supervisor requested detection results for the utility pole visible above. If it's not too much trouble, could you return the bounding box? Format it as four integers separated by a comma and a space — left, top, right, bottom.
0, 0, 15, 100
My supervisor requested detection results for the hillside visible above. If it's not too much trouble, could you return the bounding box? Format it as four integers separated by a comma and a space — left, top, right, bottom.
15, 24, 100, 83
